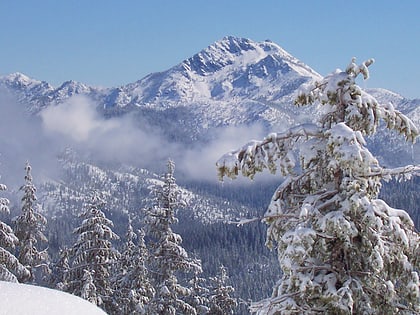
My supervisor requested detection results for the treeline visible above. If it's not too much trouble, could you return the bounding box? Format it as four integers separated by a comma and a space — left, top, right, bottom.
0, 161, 240, 314
1, 156, 418, 314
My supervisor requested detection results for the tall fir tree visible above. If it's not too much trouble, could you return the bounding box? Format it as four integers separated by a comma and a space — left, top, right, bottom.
66, 190, 120, 313
112, 219, 155, 314
146, 159, 202, 315
0, 179, 30, 282
14, 162, 49, 283
217, 58, 420, 313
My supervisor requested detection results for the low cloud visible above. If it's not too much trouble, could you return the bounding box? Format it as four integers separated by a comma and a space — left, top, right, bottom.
178, 124, 268, 182
40, 95, 116, 142
0, 92, 275, 189
40, 95, 180, 169
39, 95, 271, 183
0, 91, 60, 187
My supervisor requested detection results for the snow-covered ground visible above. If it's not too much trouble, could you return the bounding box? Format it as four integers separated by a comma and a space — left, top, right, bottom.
0, 281, 106, 315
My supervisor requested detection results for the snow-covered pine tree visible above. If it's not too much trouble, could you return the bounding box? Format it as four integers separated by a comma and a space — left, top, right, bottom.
14, 162, 49, 283
187, 272, 210, 315
50, 247, 70, 290
217, 58, 420, 314
0, 179, 30, 282
146, 159, 202, 315
207, 265, 238, 315
67, 190, 120, 313
112, 218, 155, 314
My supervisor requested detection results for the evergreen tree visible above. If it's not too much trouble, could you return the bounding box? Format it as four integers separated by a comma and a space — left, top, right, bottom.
187, 272, 210, 315
67, 191, 120, 313
0, 180, 30, 282
81, 269, 101, 306
207, 265, 238, 315
50, 247, 70, 290
112, 219, 155, 314
217, 58, 420, 313
146, 160, 202, 315
14, 162, 49, 282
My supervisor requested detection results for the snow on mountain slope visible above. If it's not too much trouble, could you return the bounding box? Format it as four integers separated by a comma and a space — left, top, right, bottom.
40, 156, 251, 226
0, 72, 106, 112
117, 36, 320, 106
0, 37, 322, 140
0, 36, 418, 163
0, 281, 106, 315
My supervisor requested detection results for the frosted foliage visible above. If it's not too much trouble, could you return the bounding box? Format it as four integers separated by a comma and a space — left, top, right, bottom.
217, 59, 420, 314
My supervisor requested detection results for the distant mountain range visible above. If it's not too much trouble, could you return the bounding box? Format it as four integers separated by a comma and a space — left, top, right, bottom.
1, 36, 419, 143
1, 36, 419, 224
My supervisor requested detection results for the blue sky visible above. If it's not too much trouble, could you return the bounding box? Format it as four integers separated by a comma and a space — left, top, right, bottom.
1, 0, 419, 98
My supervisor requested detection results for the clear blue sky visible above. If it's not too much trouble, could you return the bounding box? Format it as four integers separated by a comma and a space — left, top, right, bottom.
1, 0, 419, 98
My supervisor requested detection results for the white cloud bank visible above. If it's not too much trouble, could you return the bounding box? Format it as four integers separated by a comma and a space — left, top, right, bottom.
0, 93, 273, 186
39, 95, 180, 169
178, 124, 267, 182
39, 95, 272, 182
40, 95, 116, 142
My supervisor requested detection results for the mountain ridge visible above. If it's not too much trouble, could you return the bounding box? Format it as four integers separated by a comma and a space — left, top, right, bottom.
1, 36, 419, 158
1, 36, 417, 111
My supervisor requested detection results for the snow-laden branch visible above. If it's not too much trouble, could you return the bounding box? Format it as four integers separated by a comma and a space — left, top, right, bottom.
377, 164, 420, 180
379, 102, 419, 143
217, 123, 323, 180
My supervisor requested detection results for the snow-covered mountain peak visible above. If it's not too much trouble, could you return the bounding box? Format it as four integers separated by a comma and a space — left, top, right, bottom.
1, 72, 44, 88
181, 36, 262, 76
181, 36, 319, 79
116, 36, 322, 108
52, 80, 95, 100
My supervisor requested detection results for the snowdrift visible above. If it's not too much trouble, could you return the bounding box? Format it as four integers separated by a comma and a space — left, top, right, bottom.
0, 281, 106, 315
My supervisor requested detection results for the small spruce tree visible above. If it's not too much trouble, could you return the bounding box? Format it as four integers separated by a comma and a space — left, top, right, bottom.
112, 218, 155, 314
217, 58, 420, 314
187, 272, 210, 315
207, 265, 238, 315
81, 269, 101, 306
50, 247, 70, 290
